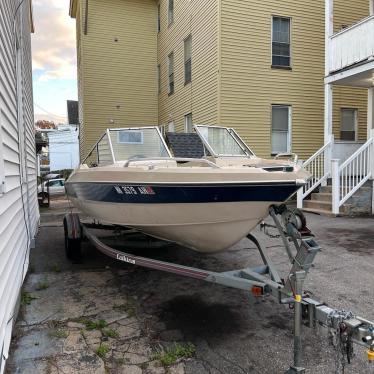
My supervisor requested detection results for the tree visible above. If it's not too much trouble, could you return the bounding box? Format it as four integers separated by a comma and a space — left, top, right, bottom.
35, 120, 56, 129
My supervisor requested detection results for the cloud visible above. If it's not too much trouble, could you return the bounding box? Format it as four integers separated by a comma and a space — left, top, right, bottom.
32, 0, 77, 82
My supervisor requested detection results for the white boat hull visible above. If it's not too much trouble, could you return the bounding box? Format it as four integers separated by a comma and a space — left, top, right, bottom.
69, 198, 277, 253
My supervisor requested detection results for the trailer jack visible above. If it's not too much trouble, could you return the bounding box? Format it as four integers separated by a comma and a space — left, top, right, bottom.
63, 204, 374, 373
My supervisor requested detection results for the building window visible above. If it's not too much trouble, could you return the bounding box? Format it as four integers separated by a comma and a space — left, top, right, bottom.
168, 121, 175, 132
184, 113, 193, 133
168, 52, 174, 95
340, 108, 357, 141
157, 64, 161, 94
271, 105, 291, 154
157, 4, 161, 32
168, 0, 174, 26
184, 35, 192, 84
272, 16, 291, 68
118, 130, 143, 144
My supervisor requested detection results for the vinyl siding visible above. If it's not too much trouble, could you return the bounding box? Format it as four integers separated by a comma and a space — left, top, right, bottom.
77, 0, 158, 158
0, 1, 39, 373
219, 0, 369, 159
157, 0, 219, 131
332, 0, 369, 143
332, 86, 368, 142
219, 1, 326, 159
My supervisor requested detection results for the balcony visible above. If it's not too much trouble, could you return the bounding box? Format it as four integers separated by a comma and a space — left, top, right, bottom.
329, 15, 374, 75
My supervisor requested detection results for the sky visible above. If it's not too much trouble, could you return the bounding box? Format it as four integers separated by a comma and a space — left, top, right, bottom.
32, 0, 77, 124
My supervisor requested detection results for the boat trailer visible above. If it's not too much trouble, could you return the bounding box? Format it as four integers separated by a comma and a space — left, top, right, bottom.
63, 204, 374, 373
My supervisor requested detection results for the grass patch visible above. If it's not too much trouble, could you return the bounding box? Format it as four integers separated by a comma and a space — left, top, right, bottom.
21, 292, 38, 306
36, 279, 49, 291
153, 343, 196, 367
85, 319, 108, 331
96, 343, 110, 358
102, 328, 119, 338
50, 264, 61, 273
49, 328, 69, 339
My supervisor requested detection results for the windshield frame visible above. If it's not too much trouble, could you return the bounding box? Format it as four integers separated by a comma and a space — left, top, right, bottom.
194, 125, 255, 157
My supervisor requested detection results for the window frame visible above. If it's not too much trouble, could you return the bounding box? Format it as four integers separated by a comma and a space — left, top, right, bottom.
117, 130, 144, 145
340, 108, 358, 142
271, 15, 292, 70
157, 3, 161, 32
168, 52, 174, 95
271, 104, 292, 155
184, 113, 193, 133
184, 35, 192, 85
157, 64, 161, 94
168, 0, 174, 26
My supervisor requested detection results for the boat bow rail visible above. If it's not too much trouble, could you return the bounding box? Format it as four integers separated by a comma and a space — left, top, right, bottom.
63, 205, 374, 373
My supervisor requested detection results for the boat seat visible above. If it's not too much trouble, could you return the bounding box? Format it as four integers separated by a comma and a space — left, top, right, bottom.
165, 132, 208, 158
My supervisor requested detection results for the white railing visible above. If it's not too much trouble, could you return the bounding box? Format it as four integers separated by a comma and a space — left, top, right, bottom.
329, 15, 374, 72
332, 134, 374, 214
297, 139, 333, 209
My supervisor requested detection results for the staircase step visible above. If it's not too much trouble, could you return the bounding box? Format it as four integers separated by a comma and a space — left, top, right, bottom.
320, 185, 371, 194
311, 192, 331, 202
303, 200, 332, 211
302, 207, 336, 217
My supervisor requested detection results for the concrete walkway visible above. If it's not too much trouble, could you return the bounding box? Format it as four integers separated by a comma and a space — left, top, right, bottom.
6, 200, 374, 373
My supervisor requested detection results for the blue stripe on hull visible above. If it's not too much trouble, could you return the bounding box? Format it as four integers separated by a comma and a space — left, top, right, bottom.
65, 182, 299, 204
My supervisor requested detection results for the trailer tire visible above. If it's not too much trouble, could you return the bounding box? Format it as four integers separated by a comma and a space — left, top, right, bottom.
63, 215, 82, 261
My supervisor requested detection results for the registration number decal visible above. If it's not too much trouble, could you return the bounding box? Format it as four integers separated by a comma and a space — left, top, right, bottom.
114, 186, 155, 195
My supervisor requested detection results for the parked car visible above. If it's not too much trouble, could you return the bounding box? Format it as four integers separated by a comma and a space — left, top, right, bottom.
38, 178, 66, 199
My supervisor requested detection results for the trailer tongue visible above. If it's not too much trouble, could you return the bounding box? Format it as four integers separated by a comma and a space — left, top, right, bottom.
63, 204, 374, 373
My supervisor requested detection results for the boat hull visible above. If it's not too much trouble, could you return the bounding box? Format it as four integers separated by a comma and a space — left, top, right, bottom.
66, 181, 300, 253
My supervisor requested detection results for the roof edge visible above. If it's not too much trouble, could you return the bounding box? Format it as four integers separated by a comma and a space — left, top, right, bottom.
69, 0, 77, 18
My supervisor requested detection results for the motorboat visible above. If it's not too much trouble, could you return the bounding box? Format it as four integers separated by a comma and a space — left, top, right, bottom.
65, 125, 310, 253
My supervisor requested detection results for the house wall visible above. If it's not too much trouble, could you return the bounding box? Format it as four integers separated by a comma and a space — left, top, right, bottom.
0, 1, 39, 373
71, 0, 369, 160
48, 126, 80, 171
157, 0, 219, 131
219, 0, 368, 160
75, 0, 159, 159
332, 0, 370, 143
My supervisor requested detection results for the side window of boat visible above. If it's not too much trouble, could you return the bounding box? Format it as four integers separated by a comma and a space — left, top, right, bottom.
117, 131, 143, 144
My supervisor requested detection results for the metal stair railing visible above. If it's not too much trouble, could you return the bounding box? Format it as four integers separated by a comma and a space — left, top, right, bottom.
331, 131, 374, 214
297, 137, 333, 209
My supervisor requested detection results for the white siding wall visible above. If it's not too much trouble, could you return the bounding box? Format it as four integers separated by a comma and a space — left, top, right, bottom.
0, 1, 39, 372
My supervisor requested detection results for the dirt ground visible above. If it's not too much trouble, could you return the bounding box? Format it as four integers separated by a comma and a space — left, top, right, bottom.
5, 200, 374, 374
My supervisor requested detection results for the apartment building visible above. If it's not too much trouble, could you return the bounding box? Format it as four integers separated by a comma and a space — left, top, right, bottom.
70, 0, 369, 160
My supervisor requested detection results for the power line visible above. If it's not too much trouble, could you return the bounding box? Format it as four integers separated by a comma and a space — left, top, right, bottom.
34, 103, 67, 120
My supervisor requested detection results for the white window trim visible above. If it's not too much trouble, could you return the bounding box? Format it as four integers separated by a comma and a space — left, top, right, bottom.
117, 130, 144, 144
271, 105, 292, 155
339, 108, 358, 142
184, 113, 193, 133
184, 35, 192, 85
271, 15, 292, 69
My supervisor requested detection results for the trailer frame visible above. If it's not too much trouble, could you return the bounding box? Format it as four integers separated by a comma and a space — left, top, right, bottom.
63, 205, 374, 373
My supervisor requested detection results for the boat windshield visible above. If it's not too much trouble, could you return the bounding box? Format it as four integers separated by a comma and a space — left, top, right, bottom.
84, 127, 171, 166
108, 127, 171, 161
195, 125, 254, 157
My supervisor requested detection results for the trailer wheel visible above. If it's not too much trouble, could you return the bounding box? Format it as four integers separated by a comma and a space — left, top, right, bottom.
63, 214, 82, 261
